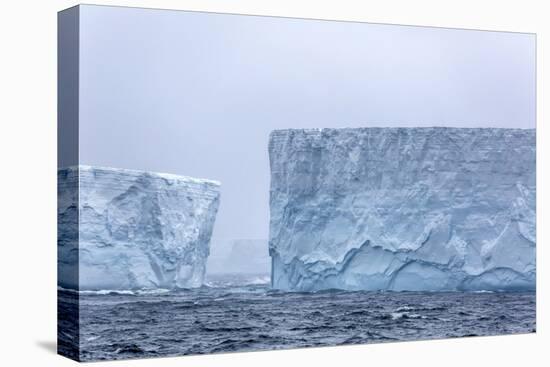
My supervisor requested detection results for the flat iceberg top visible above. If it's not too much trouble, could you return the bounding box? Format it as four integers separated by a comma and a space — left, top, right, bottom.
269, 126, 535, 292
62, 165, 221, 187
270, 127, 535, 148
271, 126, 535, 134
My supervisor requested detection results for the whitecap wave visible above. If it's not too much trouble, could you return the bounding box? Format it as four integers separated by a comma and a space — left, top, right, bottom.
390, 311, 426, 320
58, 286, 171, 296
247, 275, 271, 285
391, 312, 405, 320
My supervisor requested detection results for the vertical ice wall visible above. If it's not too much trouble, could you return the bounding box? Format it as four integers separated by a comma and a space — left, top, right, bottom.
268, 127, 536, 291
58, 165, 221, 290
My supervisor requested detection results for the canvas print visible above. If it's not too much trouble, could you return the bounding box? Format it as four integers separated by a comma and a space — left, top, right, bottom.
57, 5, 536, 362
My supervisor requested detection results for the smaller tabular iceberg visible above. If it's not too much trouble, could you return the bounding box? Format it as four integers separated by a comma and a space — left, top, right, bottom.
208, 239, 270, 274
58, 165, 221, 290
268, 127, 536, 292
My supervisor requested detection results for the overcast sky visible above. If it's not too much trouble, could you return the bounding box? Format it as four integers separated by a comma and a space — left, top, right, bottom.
77, 5, 535, 267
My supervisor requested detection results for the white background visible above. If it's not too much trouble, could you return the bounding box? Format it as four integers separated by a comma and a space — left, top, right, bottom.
0, 1, 547, 366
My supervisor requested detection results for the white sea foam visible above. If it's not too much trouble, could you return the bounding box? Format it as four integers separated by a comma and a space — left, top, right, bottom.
247, 275, 271, 285
58, 286, 171, 296
391, 312, 405, 320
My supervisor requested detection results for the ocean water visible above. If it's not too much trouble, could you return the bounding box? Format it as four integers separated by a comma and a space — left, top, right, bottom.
58, 274, 536, 361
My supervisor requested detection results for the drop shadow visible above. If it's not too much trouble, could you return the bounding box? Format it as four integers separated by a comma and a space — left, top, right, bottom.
36, 340, 57, 354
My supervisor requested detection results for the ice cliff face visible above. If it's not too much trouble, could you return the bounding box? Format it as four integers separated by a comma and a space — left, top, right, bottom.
269, 128, 536, 292
58, 165, 220, 290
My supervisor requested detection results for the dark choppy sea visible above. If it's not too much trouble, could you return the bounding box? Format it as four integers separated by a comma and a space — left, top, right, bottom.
58, 274, 536, 361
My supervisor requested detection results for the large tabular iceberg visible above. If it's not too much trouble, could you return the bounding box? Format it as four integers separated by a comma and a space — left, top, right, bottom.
268, 128, 536, 292
58, 165, 220, 290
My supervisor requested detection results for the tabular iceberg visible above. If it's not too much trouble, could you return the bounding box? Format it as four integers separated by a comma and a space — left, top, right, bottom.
58, 165, 220, 290
268, 128, 536, 292
208, 239, 270, 275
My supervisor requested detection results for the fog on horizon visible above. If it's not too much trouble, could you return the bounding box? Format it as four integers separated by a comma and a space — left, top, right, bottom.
76, 5, 536, 274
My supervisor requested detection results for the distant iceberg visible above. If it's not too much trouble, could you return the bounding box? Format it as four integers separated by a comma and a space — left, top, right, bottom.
58, 165, 220, 290
268, 127, 536, 292
207, 239, 270, 275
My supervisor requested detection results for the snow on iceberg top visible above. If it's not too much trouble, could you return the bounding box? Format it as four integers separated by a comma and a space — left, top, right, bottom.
59, 165, 221, 187
270, 126, 535, 140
